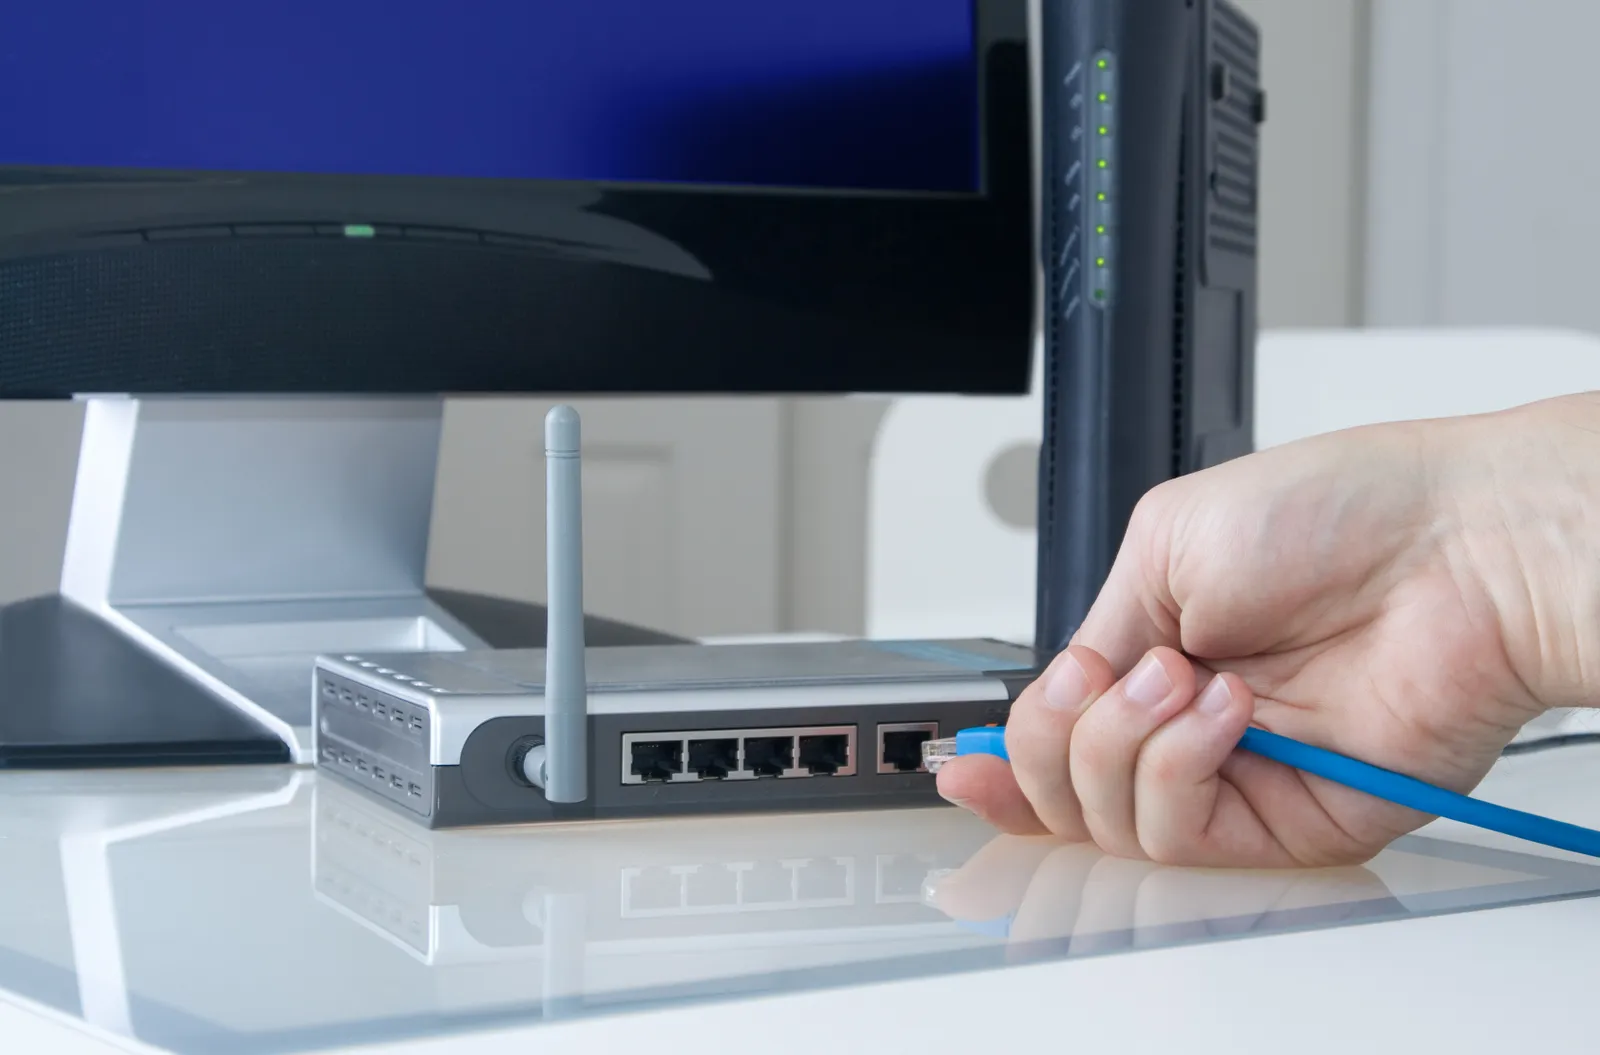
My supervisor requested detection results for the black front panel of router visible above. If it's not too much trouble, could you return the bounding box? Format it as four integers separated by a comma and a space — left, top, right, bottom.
316, 686, 1022, 829
446, 695, 1016, 828
1034, 0, 1262, 653
449, 698, 1017, 827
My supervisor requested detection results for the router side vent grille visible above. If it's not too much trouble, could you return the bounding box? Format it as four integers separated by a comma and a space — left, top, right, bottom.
1205, 1, 1262, 262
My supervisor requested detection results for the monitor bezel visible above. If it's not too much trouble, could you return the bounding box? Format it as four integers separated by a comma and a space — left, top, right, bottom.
0, 0, 1034, 397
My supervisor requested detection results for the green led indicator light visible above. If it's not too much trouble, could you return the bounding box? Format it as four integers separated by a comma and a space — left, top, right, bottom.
1098, 125, 1109, 135
1097, 159, 1108, 168
1097, 92, 1109, 102
1095, 256, 1106, 267
343, 224, 376, 238
1094, 289, 1107, 301
1095, 224, 1106, 234
1096, 58, 1108, 69
1096, 192, 1107, 201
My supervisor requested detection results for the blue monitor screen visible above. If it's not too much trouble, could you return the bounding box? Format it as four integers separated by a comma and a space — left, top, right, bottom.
0, 0, 980, 193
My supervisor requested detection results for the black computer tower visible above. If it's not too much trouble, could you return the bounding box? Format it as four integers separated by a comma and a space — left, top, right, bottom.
1034, 0, 1263, 652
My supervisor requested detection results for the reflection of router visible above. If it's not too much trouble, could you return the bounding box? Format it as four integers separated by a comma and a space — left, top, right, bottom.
313, 406, 1045, 827
309, 778, 991, 972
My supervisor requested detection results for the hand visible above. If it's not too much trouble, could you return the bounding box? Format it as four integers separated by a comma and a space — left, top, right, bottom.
926, 833, 1395, 956
938, 398, 1600, 866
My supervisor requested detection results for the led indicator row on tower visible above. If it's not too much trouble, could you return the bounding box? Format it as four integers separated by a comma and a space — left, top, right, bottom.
1089, 50, 1115, 306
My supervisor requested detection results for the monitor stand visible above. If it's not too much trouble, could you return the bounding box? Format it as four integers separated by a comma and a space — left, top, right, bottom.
0, 396, 683, 769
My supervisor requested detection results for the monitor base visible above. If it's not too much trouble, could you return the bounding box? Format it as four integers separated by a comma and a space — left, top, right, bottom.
0, 590, 684, 769
9, 394, 686, 769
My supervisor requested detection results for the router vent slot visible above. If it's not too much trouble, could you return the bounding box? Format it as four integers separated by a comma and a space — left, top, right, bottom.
317, 738, 427, 807
1206, 0, 1262, 261
317, 671, 430, 743
314, 669, 433, 816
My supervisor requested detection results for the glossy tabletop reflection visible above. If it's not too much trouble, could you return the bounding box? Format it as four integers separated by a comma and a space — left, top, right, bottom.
3, 764, 1600, 1055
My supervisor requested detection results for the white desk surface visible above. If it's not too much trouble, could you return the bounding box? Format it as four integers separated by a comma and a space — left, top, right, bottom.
3, 744, 1598, 1055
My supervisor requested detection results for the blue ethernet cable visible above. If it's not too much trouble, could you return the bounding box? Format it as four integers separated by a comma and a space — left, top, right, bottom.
922, 724, 1600, 859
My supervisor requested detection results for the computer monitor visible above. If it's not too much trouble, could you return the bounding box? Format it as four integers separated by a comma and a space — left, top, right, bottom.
0, 0, 1032, 397
0, 0, 1037, 769
0, 0, 1261, 770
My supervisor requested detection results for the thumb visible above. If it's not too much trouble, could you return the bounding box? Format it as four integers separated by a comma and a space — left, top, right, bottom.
1069, 496, 1182, 674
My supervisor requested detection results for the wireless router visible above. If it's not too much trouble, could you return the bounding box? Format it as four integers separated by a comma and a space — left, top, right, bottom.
312, 406, 1045, 828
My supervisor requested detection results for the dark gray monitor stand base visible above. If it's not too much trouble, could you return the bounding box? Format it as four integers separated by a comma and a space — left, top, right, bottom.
0, 396, 683, 770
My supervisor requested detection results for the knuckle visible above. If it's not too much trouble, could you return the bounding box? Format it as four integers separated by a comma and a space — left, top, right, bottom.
1127, 482, 1180, 547
1137, 743, 1188, 788
1002, 708, 1049, 765
1127, 484, 1169, 532
1004, 681, 1077, 765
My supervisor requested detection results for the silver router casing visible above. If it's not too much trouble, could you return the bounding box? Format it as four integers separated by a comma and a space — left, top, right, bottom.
312, 638, 1042, 828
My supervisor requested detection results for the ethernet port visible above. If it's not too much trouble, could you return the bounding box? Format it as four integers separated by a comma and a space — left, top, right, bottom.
629, 740, 684, 782
881, 728, 935, 773
743, 736, 794, 777
798, 734, 850, 776
688, 738, 739, 780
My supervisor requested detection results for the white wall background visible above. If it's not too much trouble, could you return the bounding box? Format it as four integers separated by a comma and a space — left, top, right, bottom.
1366, 0, 1600, 333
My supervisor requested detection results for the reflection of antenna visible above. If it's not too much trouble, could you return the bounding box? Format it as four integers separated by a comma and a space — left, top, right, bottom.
530, 889, 587, 1019
522, 405, 588, 803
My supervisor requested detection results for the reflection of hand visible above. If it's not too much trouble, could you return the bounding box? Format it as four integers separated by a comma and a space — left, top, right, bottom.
928, 834, 1396, 955
940, 400, 1600, 866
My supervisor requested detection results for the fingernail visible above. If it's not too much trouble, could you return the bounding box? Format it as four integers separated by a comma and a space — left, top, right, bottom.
1042, 653, 1091, 711
1123, 655, 1173, 707
939, 791, 971, 809
1196, 676, 1233, 715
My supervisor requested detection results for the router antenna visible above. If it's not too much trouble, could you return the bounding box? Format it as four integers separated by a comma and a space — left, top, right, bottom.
528, 404, 588, 802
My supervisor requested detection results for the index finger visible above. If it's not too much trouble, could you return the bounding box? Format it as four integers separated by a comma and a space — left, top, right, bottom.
1004, 644, 1118, 840
933, 644, 1111, 837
